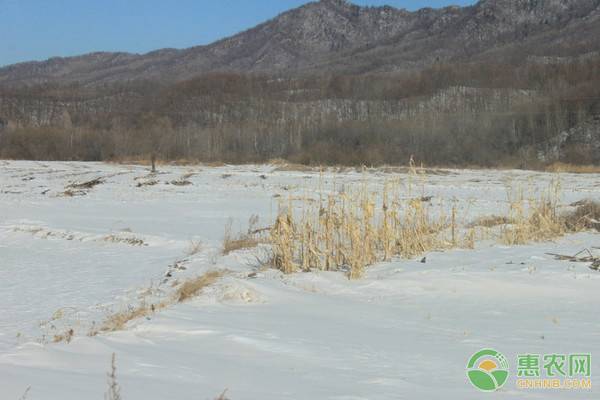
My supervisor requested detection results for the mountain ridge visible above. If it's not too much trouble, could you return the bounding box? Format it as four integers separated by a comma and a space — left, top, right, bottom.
1, 0, 600, 86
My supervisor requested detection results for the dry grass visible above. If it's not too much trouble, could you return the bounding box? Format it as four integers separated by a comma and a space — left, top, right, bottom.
469, 215, 511, 228
52, 328, 74, 343
563, 200, 600, 231
89, 269, 225, 336
269, 166, 594, 278
223, 235, 261, 254
270, 158, 315, 172
501, 180, 566, 245
108, 156, 155, 166
545, 162, 600, 174
187, 240, 203, 255
90, 301, 167, 335
222, 216, 268, 255
202, 161, 227, 167
271, 193, 454, 279
67, 177, 104, 190
109, 156, 224, 167
175, 271, 223, 303
270, 163, 463, 279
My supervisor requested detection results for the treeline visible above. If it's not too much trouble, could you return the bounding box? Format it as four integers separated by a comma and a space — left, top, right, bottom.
0, 56, 599, 166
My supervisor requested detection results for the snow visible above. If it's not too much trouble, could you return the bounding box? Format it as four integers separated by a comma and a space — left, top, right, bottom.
0, 161, 599, 399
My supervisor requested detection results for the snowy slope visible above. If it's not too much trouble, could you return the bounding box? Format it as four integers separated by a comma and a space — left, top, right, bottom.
0, 161, 599, 399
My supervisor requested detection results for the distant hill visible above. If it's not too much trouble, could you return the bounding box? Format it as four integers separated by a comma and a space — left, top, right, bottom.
0, 0, 599, 167
1, 0, 600, 85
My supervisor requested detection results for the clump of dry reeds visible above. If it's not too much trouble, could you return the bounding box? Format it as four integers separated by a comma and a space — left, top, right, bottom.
269, 166, 595, 278
270, 163, 462, 279
501, 180, 566, 245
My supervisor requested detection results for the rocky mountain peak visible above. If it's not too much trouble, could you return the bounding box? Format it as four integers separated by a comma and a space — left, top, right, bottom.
1, 0, 599, 85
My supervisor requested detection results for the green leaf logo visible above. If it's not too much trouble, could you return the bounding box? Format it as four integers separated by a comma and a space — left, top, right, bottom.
467, 349, 510, 392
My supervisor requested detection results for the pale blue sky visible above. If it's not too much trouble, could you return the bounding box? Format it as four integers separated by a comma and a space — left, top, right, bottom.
0, 0, 477, 67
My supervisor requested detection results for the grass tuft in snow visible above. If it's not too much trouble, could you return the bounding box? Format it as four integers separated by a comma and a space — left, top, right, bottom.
175, 271, 224, 303
501, 179, 565, 245
187, 240, 203, 256
86, 271, 225, 336
52, 328, 74, 344
222, 215, 268, 255
563, 200, 600, 232
90, 301, 167, 336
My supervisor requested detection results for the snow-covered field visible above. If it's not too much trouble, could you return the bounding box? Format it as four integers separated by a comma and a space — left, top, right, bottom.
0, 160, 599, 399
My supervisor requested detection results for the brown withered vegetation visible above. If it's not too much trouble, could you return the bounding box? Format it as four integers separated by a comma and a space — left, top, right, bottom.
545, 163, 600, 174
500, 181, 565, 245
53, 328, 74, 344
90, 302, 166, 335
563, 200, 600, 232
222, 215, 268, 255
468, 215, 511, 228
270, 163, 471, 279
1, 55, 599, 168
270, 168, 599, 279
87, 269, 226, 336
175, 271, 224, 303
66, 178, 104, 190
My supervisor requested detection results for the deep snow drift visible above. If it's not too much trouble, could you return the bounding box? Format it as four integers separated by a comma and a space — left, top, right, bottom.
0, 161, 598, 399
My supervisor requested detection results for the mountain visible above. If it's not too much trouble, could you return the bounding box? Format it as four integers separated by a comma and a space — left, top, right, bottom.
1, 0, 599, 167
1, 0, 600, 85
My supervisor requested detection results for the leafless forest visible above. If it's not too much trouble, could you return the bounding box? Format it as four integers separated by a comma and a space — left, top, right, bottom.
1, 57, 599, 167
